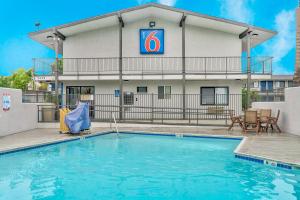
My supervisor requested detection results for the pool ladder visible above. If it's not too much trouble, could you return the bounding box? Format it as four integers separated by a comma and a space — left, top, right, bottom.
111, 113, 119, 134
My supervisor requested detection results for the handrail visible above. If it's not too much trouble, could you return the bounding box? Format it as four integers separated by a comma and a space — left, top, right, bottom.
33, 56, 273, 76
112, 112, 119, 134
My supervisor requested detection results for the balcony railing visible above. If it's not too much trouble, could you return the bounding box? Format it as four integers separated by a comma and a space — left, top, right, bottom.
33, 56, 272, 76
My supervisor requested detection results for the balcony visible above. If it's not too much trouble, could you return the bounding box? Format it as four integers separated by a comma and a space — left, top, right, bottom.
33, 56, 272, 80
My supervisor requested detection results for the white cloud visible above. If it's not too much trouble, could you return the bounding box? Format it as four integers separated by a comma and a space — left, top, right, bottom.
136, 0, 153, 5
266, 10, 295, 62
262, 9, 295, 74
136, 0, 177, 6
219, 0, 254, 24
158, 0, 177, 6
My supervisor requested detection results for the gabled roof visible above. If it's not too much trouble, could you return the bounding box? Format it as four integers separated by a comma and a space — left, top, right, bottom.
29, 3, 277, 53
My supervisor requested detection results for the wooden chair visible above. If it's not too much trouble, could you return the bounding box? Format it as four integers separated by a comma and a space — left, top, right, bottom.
267, 110, 281, 133
259, 109, 271, 132
228, 110, 243, 131
243, 111, 260, 134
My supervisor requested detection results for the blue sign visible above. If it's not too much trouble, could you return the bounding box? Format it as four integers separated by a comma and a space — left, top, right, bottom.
114, 90, 120, 97
140, 29, 164, 54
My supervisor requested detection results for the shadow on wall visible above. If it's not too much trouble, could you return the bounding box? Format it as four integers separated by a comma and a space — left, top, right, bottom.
252, 87, 300, 136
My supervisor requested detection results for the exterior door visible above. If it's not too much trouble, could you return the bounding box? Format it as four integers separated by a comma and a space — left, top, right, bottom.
66, 86, 95, 118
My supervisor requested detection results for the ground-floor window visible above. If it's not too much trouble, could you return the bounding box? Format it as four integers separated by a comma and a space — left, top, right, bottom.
201, 87, 229, 105
137, 86, 148, 93
66, 86, 95, 117
158, 86, 171, 99
124, 92, 134, 105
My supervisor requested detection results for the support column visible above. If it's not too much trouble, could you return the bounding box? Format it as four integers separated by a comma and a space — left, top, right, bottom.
52, 28, 65, 106
246, 31, 251, 109
118, 14, 124, 120
53, 31, 59, 105
180, 14, 187, 119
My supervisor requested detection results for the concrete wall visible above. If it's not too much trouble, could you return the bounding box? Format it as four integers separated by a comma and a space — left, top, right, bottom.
0, 88, 37, 136
63, 25, 119, 58
63, 17, 242, 58
185, 25, 241, 57
252, 87, 300, 136
63, 79, 243, 95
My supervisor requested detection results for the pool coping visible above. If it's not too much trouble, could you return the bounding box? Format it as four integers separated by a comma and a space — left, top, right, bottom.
0, 130, 299, 170
234, 137, 300, 170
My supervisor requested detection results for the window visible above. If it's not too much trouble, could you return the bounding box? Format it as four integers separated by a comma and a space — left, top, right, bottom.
288, 81, 294, 87
201, 87, 229, 105
124, 92, 134, 105
158, 86, 171, 99
261, 81, 267, 92
137, 86, 148, 93
251, 81, 259, 88
267, 81, 273, 91
279, 81, 285, 88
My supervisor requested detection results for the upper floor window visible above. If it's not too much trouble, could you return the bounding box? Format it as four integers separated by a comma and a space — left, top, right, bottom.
275, 81, 285, 88
201, 87, 229, 105
261, 81, 273, 92
137, 86, 148, 93
158, 86, 171, 99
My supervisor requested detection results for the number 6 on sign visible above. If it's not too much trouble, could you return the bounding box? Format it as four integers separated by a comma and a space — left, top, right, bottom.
140, 29, 164, 54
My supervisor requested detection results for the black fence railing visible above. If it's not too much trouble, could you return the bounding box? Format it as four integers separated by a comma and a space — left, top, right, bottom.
33, 56, 273, 76
33, 93, 243, 125
37, 104, 233, 126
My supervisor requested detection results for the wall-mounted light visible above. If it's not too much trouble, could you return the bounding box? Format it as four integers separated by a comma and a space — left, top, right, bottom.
149, 21, 156, 28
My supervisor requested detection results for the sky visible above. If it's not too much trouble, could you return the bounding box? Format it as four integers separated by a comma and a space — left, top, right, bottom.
0, 0, 297, 75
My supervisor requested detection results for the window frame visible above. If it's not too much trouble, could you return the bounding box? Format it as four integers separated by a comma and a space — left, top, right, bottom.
158, 86, 172, 99
137, 86, 148, 94
200, 87, 229, 106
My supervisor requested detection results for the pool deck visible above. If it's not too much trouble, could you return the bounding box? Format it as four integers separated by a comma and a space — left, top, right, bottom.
0, 126, 300, 168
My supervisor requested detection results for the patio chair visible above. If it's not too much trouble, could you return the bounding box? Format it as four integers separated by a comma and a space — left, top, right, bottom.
228, 110, 243, 131
243, 110, 260, 134
267, 110, 281, 133
259, 109, 271, 132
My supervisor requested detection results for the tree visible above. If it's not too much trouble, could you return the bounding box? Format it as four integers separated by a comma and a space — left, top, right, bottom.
0, 68, 32, 90
242, 88, 260, 110
10, 68, 32, 90
0, 76, 11, 88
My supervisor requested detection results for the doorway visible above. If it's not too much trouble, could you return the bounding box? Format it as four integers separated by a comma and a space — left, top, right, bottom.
66, 86, 95, 118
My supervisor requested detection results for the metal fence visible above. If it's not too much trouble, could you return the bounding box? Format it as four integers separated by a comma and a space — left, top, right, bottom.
33, 93, 244, 125
33, 56, 273, 76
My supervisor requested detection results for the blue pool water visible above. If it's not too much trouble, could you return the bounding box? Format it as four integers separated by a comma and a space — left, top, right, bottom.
0, 133, 299, 200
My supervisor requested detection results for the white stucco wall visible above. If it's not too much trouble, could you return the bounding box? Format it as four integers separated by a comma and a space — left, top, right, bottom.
63, 25, 119, 58
252, 87, 300, 136
0, 88, 37, 136
63, 79, 243, 118
123, 18, 182, 57
63, 17, 242, 58
185, 25, 241, 57
63, 80, 243, 94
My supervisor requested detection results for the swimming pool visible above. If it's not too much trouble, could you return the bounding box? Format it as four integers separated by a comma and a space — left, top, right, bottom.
0, 132, 299, 200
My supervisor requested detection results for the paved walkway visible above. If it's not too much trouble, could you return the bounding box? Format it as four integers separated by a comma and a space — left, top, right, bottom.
0, 126, 299, 167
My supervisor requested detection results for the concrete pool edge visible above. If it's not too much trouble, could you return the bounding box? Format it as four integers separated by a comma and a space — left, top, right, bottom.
234, 137, 299, 170
0, 130, 299, 170
0, 131, 113, 156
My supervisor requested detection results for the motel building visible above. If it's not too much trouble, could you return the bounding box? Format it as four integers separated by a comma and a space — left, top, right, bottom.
30, 3, 276, 124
